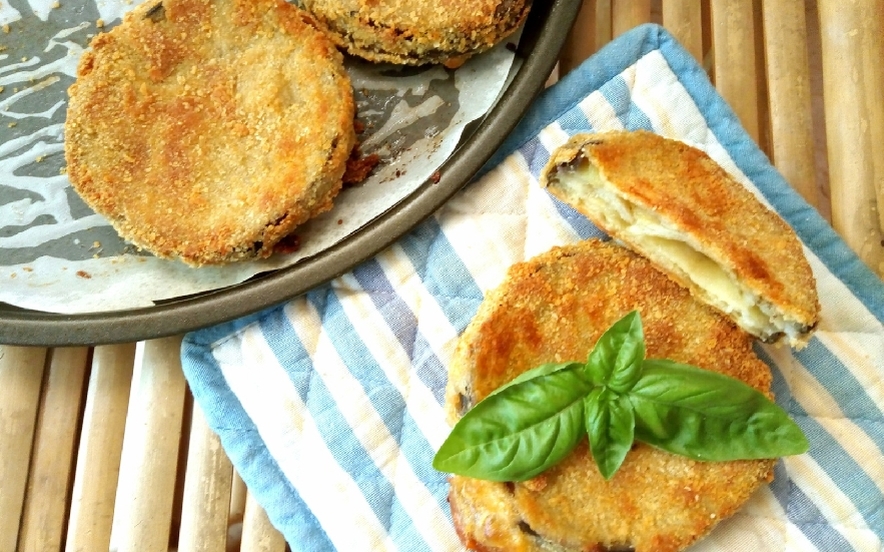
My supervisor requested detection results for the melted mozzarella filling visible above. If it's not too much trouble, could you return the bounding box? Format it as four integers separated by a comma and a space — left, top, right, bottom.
551, 159, 793, 341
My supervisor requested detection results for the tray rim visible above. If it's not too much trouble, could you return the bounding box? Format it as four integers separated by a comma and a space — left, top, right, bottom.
0, 0, 582, 347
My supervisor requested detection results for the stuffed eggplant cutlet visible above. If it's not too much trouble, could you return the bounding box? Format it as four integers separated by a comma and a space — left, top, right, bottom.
302, 0, 532, 67
65, 0, 355, 265
445, 239, 777, 552
540, 131, 819, 347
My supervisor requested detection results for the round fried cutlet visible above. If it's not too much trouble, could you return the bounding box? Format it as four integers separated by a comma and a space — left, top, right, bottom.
444, 239, 776, 552
301, 0, 532, 67
65, 0, 356, 265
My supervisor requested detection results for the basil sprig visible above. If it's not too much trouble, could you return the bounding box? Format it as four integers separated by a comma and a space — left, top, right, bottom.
433, 311, 809, 481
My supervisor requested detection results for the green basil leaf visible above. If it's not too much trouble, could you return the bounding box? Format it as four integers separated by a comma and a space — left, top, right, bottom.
488, 361, 584, 397
585, 388, 635, 480
630, 359, 809, 461
586, 310, 645, 393
433, 365, 593, 481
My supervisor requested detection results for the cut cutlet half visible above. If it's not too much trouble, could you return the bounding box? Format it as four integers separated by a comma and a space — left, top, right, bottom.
445, 239, 776, 552
539, 131, 820, 347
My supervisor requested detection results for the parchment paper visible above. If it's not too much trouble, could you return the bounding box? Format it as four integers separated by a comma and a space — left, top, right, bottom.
0, 0, 518, 314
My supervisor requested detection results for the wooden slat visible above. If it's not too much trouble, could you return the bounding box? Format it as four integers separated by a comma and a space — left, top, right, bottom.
178, 404, 234, 552
709, 0, 761, 143
595, 0, 614, 53
110, 336, 187, 552
662, 0, 704, 62
65, 343, 136, 552
817, 0, 884, 276
17, 347, 90, 552
230, 472, 248, 526
761, 0, 820, 211
0, 346, 47, 552
560, 0, 597, 75
612, 0, 651, 37
226, 473, 248, 551
241, 492, 287, 552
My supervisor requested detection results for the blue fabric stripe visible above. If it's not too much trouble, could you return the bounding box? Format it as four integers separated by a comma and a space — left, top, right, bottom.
524, 137, 554, 185
516, 135, 608, 241
308, 290, 451, 524
398, 217, 483, 303
350, 258, 449, 406
258, 305, 322, 404
795, 339, 884, 431
181, 329, 335, 551
769, 463, 857, 552
264, 293, 416, 551
598, 74, 654, 131
557, 103, 592, 135
767, 363, 862, 551
397, 217, 484, 334
759, 346, 884, 537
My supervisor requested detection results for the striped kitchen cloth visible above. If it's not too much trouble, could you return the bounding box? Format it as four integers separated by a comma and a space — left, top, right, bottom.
181, 24, 884, 552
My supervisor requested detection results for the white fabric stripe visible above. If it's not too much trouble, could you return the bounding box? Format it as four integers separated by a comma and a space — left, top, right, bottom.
746, 487, 820, 552
523, 163, 583, 259
212, 324, 393, 551
536, 121, 570, 153
817, 331, 884, 418
334, 271, 450, 448
812, 258, 884, 417
373, 245, 462, 382
577, 89, 625, 131
782, 454, 874, 547
437, 155, 535, 293
765, 341, 884, 499
630, 51, 721, 150
286, 298, 457, 552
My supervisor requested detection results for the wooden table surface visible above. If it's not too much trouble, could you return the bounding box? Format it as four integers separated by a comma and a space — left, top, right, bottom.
1, 1, 882, 551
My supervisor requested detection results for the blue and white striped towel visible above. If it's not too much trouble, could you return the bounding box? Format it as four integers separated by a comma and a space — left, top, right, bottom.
181, 24, 884, 552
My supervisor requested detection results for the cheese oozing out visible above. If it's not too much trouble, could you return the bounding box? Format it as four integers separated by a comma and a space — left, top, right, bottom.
547, 157, 800, 343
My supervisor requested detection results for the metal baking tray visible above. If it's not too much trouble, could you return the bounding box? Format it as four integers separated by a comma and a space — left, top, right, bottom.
0, 0, 582, 346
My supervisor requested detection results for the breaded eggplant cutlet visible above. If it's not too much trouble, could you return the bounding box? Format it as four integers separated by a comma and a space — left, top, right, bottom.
540, 131, 819, 347
65, 0, 356, 266
445, 239, 776, 552
301, 0, 532, 67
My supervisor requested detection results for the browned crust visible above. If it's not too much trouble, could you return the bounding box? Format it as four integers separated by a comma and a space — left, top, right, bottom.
64, 0, 356, 265
445, 239, 775, 552
301, 0, 532, 66
540, 131, 820, 342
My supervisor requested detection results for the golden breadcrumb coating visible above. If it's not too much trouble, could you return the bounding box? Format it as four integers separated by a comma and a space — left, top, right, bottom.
302, 0, 532, 67
65, 0, 356, 265
445, 239, 776, 552
540, 131, 820, 347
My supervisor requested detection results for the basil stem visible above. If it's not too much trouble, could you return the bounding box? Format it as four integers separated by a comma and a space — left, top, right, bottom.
630, 359, 809, 460
433, 363, 593, 482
